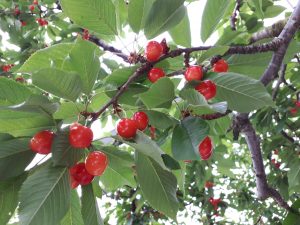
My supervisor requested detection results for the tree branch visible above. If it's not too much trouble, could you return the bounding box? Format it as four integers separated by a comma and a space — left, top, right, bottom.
234, 0, 300, 211
260, 2, 300, 86
230, 0, 242, 31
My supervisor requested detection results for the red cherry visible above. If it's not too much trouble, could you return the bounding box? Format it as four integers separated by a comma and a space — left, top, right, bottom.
29, 5, 35, 11
2, 65, 13, 72
69, 163, 94, 186
85, 151, 108, 176
132, 112, 149, 131
296, 101, 300, 108
205, 181, 214, 188
117, 118, 138, 139
145, 41, 163, 62
199, 136, 213, 160
29, 130, 54, 154
209, 197, 221, 210
213, 59, 229, 73
21, 21, 26, 26
148, 68, 165, 83
33, 0, 38, 5
14, 8, 21, 16
195, 80, 217, 100
16, 76, 26, 83
69, 123, 93, 148
275, 162, 281, 169
289, 108, 297, 116
184, 66, 203, 81
70, 176, 79, 189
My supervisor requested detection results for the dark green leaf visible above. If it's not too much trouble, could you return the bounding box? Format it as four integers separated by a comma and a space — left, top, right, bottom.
0, 137, 35, 180
135, 152, 179, 220
171, 117, 209, 160
19, 166, 70, 225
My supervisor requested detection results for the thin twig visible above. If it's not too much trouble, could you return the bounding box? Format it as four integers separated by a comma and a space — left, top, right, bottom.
272, 64, 287, 100
230, 0, 242, 31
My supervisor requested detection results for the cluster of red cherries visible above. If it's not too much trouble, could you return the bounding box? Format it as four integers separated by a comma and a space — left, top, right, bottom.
143, 40, 230, 160
116, 112, 149, 139
13, 0, 48, 27
145, 40, 229, 102
270, 149, 281, 169
29, 123, 108, 189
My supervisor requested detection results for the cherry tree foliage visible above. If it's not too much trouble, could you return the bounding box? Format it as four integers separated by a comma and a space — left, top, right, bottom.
0, 0, 299, 224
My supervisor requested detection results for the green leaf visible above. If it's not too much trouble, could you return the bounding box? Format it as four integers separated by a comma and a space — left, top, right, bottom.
0, 110, 54, 137
19, 40, 101, 95
180, 89, 228, 114
171, 116, 209, 160
144, 110, 178, 130
283, 199, 300, 225
61, 190, 84, 225
32, 69, 82, 101
135, 152, 179, 220
97, 146, 135, 192
0, 174, 27, 225
0, 137, 35, 180
5, 95, 59, 116
250, 0, 264, 18
264, 5, 286, 18
201, 0, 230, 42
51, 128, 85, 167
139, 77, 175, 109
60, 0, 117, 36
19, 166, 70, 225
0, 78, 32, 106
128, 0, 155, 33
287, 159, 300, 191
169, 11, 191, 47
54, 102, 86, 120
114, 131, 169, 171
105, 66, 138, 86
144, 0, 186, 39
81, 184, 104, 225
210, 73, 274, 113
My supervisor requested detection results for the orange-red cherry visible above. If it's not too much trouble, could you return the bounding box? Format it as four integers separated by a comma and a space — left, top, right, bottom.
199, 136, 213, 160
117, 118, 138, 139
69, 162, 94, 186
85, 151, 108, 176
33, 0, 38, 5
148, 68, 165, 83
69, 123, 93, 148
29, 130, 54, 154
184, 66, 203, 81
195, 80, 217, 100
213, 59, 229, 73
145, 41, 163, 62
132, 112, 149, 131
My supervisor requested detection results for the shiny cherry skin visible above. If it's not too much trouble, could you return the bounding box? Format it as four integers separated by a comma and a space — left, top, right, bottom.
213, 59, 229, 73
85, 151, 108, 176
148, 68, 165, 83
145, 41, 163, 62
30, 130, 54, 154
184, 65, 203, 81
69, 162, 94, 186
117, 118, 138, 139
132, 112, 149, 131
69, 123, 93, 148
195, 80, 217, 100
70, 176, 79, 189
199, 136, 213, 160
